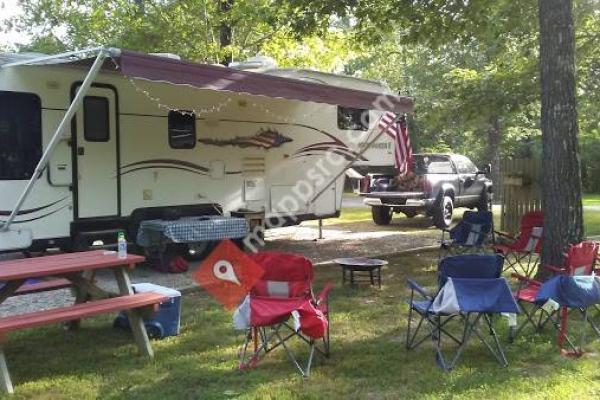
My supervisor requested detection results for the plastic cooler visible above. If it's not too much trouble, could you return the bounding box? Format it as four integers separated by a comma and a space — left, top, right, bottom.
113, 283, 181, 338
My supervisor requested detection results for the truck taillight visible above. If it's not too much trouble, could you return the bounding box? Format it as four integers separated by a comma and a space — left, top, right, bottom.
360, 176, 371, 193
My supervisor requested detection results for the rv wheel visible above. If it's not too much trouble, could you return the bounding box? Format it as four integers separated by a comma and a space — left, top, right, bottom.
72, 235, 91, 252
183, 241, 216, 261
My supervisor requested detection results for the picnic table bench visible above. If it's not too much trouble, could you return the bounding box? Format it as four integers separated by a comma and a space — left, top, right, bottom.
0, 250, 167, 394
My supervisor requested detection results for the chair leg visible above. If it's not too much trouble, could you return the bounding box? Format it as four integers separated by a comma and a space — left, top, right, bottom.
439, 313, 481, 371
0, 348, 13, 394
473, 314, 508, 367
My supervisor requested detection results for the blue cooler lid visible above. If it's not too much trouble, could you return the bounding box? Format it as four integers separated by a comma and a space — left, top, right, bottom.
132, 283, 181, 298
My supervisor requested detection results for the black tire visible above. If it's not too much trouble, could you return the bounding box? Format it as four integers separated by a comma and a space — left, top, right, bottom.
71, 234, 91, 252
183, 241, 216, 261
371, 206, 393, 225
433, 195, 453, 229
477, 190, 491, 212
145, 323, 164, 339
403, 210, 418, 218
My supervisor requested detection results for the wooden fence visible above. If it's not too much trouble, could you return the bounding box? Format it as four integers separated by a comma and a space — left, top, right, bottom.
499, 158, 542, 234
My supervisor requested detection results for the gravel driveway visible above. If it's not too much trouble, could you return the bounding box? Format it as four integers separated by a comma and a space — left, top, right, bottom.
0, 212, 438, 316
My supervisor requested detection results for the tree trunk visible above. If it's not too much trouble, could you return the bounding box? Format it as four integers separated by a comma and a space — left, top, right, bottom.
486, 115, 501, 198
219, 0, 234, 65
537, 0, 584, 277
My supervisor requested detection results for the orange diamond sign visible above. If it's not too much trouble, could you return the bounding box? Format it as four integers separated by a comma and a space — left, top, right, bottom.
193, 240, 264, 309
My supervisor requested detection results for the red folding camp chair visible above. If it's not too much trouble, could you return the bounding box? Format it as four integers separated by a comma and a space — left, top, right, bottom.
494, 211, 544, 277
235, 252, 332, 377
509, 241, 599, 355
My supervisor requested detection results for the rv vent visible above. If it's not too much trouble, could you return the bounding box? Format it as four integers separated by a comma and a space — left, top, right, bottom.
242, 157, 266, 175
230, 56, 278, 71
149, 52, 181, 61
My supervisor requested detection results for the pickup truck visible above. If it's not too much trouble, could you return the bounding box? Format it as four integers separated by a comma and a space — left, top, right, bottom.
359, 154, 493, 229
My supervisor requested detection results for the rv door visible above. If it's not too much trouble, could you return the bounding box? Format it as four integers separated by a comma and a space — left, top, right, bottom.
73, 86, 119, 219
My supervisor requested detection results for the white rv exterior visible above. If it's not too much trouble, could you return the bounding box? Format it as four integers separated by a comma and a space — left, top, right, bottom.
0, 51, 397, 251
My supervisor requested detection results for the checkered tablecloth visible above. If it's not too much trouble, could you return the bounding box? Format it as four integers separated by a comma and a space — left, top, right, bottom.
137, 216, 249, 247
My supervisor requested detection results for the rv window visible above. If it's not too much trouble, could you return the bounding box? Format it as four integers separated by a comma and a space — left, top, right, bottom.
0, 91, 42, 180
168, 110, 196, 149
337, 107, 369, 131
83, 96, 110, 142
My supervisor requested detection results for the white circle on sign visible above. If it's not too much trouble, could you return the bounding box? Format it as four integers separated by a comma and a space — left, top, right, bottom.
213, 260, 241, 286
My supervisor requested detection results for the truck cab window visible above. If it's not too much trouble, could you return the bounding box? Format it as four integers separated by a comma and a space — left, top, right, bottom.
337, 107, 369, 131
168, 110, 196, 149
454, 156, 478, 174
83, 96, 110, 142
0, 91, 42, 180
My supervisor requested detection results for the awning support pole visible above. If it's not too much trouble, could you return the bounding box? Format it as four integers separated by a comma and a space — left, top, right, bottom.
308, 116, 399, 205
1, 46, 105, 68
1, 48, 108, 232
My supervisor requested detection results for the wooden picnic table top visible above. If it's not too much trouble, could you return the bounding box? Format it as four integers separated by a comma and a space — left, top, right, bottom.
0, 250, 145, 281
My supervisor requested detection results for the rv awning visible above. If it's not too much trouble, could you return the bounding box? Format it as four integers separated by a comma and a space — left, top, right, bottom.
71, 49, 413, 113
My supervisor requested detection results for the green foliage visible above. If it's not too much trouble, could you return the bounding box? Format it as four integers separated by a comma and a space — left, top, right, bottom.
7, 0, 320, 63
261, 31, 356, 72
4, 0, 600, 190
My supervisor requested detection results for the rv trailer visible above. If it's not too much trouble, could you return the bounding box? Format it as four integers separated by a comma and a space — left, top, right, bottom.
0, 48, 413, 253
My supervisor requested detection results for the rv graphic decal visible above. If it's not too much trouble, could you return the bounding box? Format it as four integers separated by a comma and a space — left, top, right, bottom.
293, 129, 368, 162
197, 129, 292, 149
119, 159, 241, 176
0, 196, 70, 224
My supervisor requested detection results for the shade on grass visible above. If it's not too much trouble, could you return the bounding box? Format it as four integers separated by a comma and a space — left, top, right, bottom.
4, 252, 600, 399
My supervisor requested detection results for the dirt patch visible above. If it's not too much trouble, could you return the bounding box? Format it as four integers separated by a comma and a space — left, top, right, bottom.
0, 218, 439, 316
263, 220, 438, 263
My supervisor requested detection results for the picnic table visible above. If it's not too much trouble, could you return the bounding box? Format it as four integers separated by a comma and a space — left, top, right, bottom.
0, 250, 167, 394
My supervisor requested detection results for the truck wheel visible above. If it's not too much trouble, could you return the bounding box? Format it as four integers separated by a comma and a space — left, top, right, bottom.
477, 191, 491, 212
433, 196, 453, 229
372, 206, 393, 225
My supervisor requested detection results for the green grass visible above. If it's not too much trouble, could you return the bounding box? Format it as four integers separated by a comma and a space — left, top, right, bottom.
583, 194, 600, 206
584, 208, 600, 236
323, 202, 600, 237
5, 252, 600, 399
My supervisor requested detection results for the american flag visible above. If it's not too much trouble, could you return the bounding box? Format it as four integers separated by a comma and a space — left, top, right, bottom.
378, 112, 412, 175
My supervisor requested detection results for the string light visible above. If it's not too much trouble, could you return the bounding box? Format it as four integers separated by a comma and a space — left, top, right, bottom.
106, 53, 324, 123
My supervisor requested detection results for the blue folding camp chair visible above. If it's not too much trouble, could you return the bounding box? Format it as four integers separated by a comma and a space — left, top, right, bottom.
406, 254, 520, 370
439, 211, 494, 259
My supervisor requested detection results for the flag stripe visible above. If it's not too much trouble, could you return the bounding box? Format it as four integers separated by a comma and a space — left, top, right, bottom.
377, 112, 412, 175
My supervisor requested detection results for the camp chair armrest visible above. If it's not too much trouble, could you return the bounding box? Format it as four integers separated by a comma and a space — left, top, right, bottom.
406, 279, 431, 300
494, 230, 515, 240
315, 283, 333, 306
511, 273, 542, 286
544, 264, 566, 274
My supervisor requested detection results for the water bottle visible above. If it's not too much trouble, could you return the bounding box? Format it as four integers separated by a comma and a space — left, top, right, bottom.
117, 231, 127, 259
